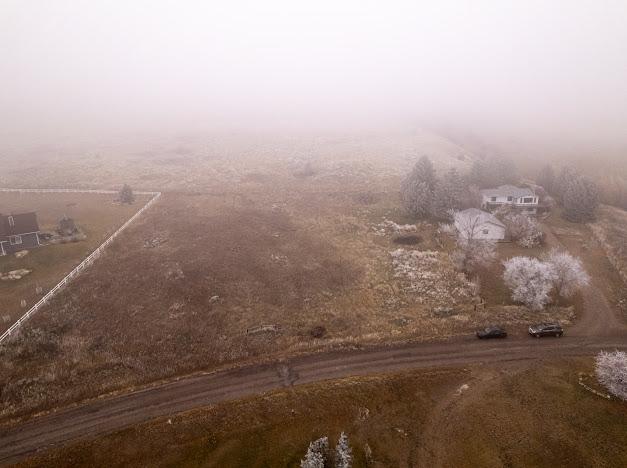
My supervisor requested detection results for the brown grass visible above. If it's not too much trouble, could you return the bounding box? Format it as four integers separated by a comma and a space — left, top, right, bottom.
0, 192, 150, 334
0, 191, 579, 421
16, 360, 627, 468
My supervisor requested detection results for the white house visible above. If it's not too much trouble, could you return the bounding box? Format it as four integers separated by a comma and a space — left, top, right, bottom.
480, 185, 539, 213
454, 208, 506, 241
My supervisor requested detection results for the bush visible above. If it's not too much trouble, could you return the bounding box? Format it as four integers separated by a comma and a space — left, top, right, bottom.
596, 350, 627, 400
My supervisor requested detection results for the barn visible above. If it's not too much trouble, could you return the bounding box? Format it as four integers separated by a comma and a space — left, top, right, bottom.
0, 212, 42, 256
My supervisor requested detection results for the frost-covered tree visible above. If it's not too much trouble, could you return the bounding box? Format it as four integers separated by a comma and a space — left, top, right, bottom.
595, 350, 627, 401
433, 168, 464, 219
543, 249, 590, 298
554, 166, 579, 202
400, 156, 437, 218
504, 213, 543, 248
537, 164, 556, 194
335, 432, 352, 468
452, 213, 496, 273
119, 184, 135, 204
502, 256, 557, 310
301, 437, 329, 468
562, 175, 599, 222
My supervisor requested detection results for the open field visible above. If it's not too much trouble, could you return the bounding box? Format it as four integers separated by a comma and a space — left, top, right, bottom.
0, 134, 624, 452
15, 359, 627, 467
0, 192, 150, 334
0, 132, 472, 193
0, 188, 577, 422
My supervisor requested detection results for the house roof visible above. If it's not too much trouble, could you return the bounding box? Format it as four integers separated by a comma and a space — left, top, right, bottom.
480, 184, 534, 198
454, 208, 506, 228
0, 212, 40, 237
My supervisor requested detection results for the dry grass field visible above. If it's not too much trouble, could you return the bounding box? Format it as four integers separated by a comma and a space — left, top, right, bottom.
0, 192, 150, 334
16, 359, 627, 468
0, 187, 574, 422
591, 205, 627, 286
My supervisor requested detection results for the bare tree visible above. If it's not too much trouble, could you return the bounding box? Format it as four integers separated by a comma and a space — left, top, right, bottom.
502, 256, 557, 310
543, 249, 590, 298
452, 212, 496, 273
595, 350, 627, 401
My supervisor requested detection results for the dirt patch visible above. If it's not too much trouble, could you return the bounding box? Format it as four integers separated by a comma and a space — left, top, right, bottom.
392, 234, 422, 245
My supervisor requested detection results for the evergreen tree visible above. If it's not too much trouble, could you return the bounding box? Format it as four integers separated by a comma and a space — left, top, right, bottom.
301, 437, 328, 468
562, 176, 599, 222
554, 166, 579, 202
537, 164, 556, 194
119, 184, 135, 204
470, 159, 489, 187
335, 432, 353, 468
434, 167, 464, 219
400, 156, 438, 218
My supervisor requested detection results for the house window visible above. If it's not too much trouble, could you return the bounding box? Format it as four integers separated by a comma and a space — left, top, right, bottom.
8, 216, 14, 227
490, 196, 497, 202
482, 229, 489, 234
10, 235, 22, 245
507, 196, 513, 201
523, 197, 534, 203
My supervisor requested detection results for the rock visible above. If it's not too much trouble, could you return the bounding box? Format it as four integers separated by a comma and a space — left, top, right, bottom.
0, 269, 32, 281
14, 250, 29, 258
209, 295, 220, 304
455, 383, 470, 396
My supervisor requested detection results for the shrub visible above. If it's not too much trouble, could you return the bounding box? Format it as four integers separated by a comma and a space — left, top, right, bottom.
595, 350, 627, 400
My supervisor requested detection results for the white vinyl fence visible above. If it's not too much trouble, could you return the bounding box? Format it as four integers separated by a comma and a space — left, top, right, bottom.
0, 189, 161, 343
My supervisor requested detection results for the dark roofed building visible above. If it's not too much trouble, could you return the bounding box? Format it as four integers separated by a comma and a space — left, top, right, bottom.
0, 212, 41, 256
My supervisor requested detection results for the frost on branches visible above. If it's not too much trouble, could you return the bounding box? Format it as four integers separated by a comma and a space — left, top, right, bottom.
502, 257, 557, 310
504, 213, 543, 248
301, 437, 329, 468
543, 248, 590, 298
390, 249, 473, 304
335, 432, 353, 468
595, 350, 627, 401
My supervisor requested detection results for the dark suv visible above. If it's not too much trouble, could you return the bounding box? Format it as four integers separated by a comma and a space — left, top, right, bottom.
476, 326, 507, 339
528, 322, 563, 338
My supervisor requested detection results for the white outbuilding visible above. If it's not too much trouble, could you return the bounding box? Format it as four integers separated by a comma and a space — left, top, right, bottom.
454, 208, 506, 241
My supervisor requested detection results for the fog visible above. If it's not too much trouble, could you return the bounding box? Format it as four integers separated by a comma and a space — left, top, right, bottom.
2, 1, 627, 148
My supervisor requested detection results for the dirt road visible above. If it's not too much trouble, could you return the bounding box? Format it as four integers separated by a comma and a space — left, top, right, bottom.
1, 335, 626, 465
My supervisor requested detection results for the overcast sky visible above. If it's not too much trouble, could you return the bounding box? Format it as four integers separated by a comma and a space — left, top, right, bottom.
2, 1, 627, 145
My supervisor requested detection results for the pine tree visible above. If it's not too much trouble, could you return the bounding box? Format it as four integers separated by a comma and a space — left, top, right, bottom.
562, 176, 599, 222
434, 167, 463, 219
119, 184, 135, 204
537, 164, 556, 194
400, 156, 438, 218
554, 166, 579, 202
470, 159, 489, 187
335, 432, 353, 468
301, 437, 328, 468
